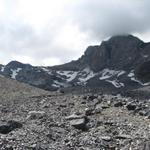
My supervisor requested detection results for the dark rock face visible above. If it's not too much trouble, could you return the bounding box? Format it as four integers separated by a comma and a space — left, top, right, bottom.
136, 61, 150, 82
79, 35, 144, 71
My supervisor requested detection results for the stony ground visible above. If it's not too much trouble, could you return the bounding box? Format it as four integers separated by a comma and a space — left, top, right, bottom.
0, 76, 149, 150
0, 81, 149, 150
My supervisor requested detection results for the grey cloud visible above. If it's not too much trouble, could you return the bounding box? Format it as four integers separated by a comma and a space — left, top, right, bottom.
1, 0, 150, 66
68, 0, 150, 39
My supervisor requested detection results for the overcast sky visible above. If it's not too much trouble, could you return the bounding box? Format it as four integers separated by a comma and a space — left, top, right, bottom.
0, 0, 150, 66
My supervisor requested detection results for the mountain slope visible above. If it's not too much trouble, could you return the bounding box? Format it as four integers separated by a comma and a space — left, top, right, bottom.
1, 34, 150, 93
0, 75, 50, 101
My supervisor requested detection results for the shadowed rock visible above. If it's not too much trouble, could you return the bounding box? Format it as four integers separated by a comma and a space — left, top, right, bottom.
0, 120, 22, 134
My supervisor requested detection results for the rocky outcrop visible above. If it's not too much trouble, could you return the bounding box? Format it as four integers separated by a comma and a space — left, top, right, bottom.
135, 61, 150, 82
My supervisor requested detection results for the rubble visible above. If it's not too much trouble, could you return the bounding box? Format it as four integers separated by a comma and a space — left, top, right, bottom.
0, 90, 149, 149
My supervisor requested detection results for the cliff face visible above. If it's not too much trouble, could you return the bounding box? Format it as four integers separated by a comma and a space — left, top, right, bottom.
77, 35, 150, 71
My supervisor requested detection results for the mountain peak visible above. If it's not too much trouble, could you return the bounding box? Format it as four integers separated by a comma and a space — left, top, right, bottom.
50, 35, 149, 73
105, 34, 143, 45
6, 61, 32, 69
7, 60, 23, 65
78, 34, 148, 71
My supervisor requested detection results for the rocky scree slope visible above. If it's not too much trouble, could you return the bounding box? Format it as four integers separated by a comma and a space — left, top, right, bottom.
0, 77, 149, 149
1, 35, 150, 94
0, 75, 50, 101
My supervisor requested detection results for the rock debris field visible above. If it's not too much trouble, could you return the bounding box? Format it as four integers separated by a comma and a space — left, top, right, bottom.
0, 76, 150, 150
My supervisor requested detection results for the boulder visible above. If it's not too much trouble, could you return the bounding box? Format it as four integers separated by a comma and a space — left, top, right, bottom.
114, 101, 124, 107
66, 114, 88, 130
27, 111, 45, 120
126, 103, 136, 110
0, 120, 22, 134
70, 118, 86, 130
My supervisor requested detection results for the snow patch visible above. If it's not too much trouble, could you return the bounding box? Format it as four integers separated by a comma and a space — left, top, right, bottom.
117, 71, 126, 77
106, 79, 124, 88
52, 83, 60, 88
128, 70, 150, 86
41, 67, 52, 75
52, 80, 68, 88
131, 77, 150, 86
11, 68, 22, 79
128, 70, 134, 77
78, 67, 96, 82
57, 71, 78, 82
143, 55, 148, 58
82, 67, 92, 74
143, 82, 150, 86
0, 66, 4, 72
99, 69, 125, 80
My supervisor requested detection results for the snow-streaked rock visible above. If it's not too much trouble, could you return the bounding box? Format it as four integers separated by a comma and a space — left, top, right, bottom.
57, 71, 78, 82
0, 66, 5, 72
106, 79, 124, 88
99, 69, 125, 80
128, 70, 134, 77
41, 67, 52, 75
11, 68, 22, 79
78, 67, 96, 83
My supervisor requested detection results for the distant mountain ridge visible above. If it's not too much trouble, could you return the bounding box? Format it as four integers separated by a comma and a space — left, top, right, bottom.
1, 34, 150, 93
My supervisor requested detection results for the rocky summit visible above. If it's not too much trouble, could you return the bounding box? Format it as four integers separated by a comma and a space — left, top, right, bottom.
1, 35, 150, 97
